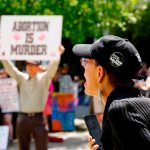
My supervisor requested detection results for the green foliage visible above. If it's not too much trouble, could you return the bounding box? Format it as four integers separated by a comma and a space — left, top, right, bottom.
0, 0, 148, 43
128, 2, 150, 40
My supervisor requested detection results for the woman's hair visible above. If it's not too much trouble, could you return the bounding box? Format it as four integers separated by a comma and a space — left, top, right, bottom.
105, 70, 134, 87
94, 59, 135, 87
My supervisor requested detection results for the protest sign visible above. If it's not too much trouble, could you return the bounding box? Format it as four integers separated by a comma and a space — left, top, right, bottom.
0, 78, 20, 113
52, 93, 75, 112
0, 126, 9, 150
0, 15, 63, 60
51, 92, 76, 131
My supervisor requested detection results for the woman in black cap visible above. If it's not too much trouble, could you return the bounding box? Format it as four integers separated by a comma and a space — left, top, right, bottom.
73, 35, 150, 150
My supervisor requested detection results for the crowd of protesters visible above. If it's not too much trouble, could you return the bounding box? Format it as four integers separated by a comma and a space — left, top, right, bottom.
2, 40, 150, 150
0, 46, 90, 149
0, 69, 15, 145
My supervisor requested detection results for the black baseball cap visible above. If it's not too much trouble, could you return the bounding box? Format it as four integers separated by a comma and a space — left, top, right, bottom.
73, 35, 142, 80
26, 60, 41, 65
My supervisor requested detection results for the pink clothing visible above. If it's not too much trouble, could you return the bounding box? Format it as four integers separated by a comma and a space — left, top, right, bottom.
43, 82, 54, 116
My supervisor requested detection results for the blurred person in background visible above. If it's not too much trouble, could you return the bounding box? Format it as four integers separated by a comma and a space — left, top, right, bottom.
0, 69, 15, 144
134, 67, 150, 97
1, 45, 65, 150
58, 63, 73, 93
92, 96, 104, 127
138, 62, 148, 81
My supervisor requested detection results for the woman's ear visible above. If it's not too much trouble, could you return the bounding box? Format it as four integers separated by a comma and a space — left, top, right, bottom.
97, 66, 105, 83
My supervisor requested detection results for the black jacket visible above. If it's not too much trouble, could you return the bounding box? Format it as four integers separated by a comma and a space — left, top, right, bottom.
101, 86, 150, 150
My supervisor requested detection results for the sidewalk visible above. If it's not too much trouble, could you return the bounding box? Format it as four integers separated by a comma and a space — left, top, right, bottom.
8, 119, 89, 150
8, 106, 90, 150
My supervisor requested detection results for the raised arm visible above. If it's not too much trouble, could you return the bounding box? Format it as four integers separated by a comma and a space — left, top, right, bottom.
41, 45, 65, 82
1, 60, 25, 83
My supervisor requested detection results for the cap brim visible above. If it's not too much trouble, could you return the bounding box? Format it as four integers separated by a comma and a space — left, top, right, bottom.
72, 44, 92, 58
26, 61, 39, 65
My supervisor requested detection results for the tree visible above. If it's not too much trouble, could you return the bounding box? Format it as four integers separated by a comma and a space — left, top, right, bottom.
0, 0, 148, 43
123, 2, 150, 65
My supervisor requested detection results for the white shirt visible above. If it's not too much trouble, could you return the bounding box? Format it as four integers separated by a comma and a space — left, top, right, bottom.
2, 58, 60, 113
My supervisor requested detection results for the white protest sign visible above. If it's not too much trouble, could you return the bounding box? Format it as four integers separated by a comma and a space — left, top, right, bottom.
0, 126, 9, 150
0, 15, 63, 60
0, 78, 20, 113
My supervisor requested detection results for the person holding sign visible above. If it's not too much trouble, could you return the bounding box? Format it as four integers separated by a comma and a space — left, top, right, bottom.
1, 45, 65, 150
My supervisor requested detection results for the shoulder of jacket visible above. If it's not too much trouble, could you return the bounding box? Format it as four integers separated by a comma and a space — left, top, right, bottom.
107, 98, 136, 118
108, 97, 150, 117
